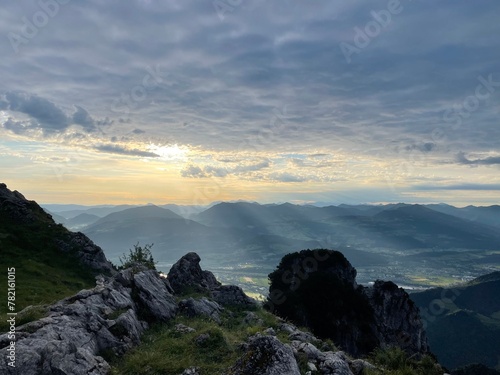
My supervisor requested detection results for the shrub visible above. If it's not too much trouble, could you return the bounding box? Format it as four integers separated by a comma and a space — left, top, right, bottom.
118, 243, 156, 271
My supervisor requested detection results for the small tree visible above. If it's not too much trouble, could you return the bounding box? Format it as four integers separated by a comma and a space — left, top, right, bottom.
118, 243, 156, 271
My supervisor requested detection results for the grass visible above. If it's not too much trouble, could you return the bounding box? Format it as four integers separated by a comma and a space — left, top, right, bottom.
109, 302, 346, 375
110, 306, 283, 375
111, 308, 445, 375
0, 209, 98, 324
366, 347, 444, 375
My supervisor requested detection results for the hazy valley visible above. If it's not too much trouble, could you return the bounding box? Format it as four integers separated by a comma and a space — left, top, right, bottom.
45, 201, 500, 299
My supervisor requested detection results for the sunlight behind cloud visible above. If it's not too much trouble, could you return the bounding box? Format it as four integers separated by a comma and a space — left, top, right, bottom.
147, 143, 190, 161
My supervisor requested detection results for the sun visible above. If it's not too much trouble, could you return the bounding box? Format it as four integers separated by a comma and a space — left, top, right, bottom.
147, 143, 189, 160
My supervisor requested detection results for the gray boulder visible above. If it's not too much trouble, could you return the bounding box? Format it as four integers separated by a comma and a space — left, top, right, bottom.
167, 252, 221, 294
350, 359, 376, 375
319, 351, 354, 375
178, 297, 224, 323
0, 267, 177, 374
227, 335, 300, 375
211, 285, 256, 307
134, 270, 177, 321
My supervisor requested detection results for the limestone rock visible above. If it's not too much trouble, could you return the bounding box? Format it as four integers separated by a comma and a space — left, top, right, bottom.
178, 297, 224, 323
319, 351, 354, 375
167, 252, 221, 294
350, 359, 376, 375
134, 270, 177, 322
242, 311, 264, 326
228, 335, 300, 375
0, 266, 177, 374
179, 368, 201, 375
175, 324, 196, 334
55, 232, 115, 274
364, 280, 429, 354
211, 285, 256, 307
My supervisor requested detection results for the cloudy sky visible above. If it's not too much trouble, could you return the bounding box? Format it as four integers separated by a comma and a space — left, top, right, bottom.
1, 0, 499, 206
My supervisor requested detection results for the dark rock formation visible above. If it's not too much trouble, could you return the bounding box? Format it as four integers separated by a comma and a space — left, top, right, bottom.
267, 249, 428, 356
55, 231, 115, 274
365, 280, 428, 354
0, 183, 114, 274
167, 252, 256, 308
0, 268, 175, 374
167, 252, 221, 293
227, 335, 301, 375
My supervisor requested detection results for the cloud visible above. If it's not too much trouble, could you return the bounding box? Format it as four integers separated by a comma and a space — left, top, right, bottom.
2, 117, 32, 135
93, 144, 159, 158
0, 2, 498, 154
405, 143, 436, 153
4, 91, 69, 133
1, 91, 111, 135
414, 183, 500, 191
269, 172, 307, 183
456, 152, 500, 166
181, 165, 207, 178
181, 160, 270, 179
1, 1, 500, 206
72, 105, 95, 130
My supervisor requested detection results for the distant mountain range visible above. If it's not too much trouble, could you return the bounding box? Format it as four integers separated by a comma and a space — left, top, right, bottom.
41, 201, 500, 284
411, 271, 500, 371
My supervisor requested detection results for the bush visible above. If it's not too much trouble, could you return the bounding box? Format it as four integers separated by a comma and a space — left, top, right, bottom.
118, 243, 156, 271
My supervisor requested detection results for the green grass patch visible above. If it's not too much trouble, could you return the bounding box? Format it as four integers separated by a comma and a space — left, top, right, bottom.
110, 306, 282, 375
0, 213, 97, 321
366, 347, 444, 375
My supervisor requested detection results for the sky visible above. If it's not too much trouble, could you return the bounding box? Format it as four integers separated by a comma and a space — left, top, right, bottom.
0, 0, 499, 206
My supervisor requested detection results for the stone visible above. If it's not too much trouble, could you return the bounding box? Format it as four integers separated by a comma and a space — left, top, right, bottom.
167, 252, 221, 294
364, 280, 429, 354
291, 341, 324, 362
243, 311, 264, 326
264, 327, 276, 336
178, 297, 224, 323
134, 270, 177, 322
179, 368, 201, 375
319, 351, 354, 375
350, 359, 376, 375
0, 265, 177, 374
289, 331, 320, 344
227, 335, 301, 375
211, 285, 256, 307
175, 324, 196, 334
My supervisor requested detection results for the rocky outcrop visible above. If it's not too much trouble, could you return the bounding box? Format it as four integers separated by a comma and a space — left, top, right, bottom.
0, 183, 41, 224
55, 232, 115, 274
167, 252, 221, 293
0, 268, 175, 374
267, 249, 429, 356
228, 335, 301, 375
0, 247, 262, 374
364, 280, 428, 354
167, 252, 257, 308
0, 183, 114, 274
212, 285, 256, 307
178, 297, 224, 323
